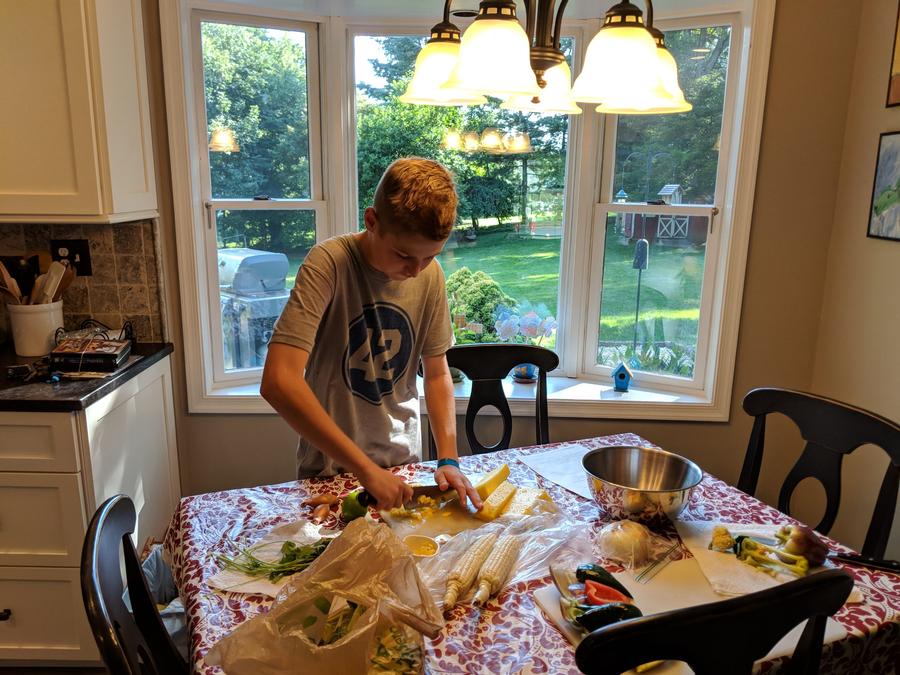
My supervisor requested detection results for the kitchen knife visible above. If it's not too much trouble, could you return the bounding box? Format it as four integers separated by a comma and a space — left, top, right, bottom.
827, 553, 900, 573
357, 483, 458, 509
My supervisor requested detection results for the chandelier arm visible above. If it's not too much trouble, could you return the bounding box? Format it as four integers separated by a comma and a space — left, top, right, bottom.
533, 0, 555, 47
645, 0, 654, 28
442, 0, 452, 24
552, 0, 568, 50
524, 0, 538, 44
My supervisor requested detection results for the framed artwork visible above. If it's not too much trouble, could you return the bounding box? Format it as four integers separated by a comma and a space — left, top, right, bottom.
868, 131, 900, 241
889, 3, 900, 106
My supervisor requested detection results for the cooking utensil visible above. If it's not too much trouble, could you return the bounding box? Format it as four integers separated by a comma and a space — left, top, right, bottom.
633, 541, 680, 584
0, 284, 21, 304
37, 261, 66, 304
52, 263, 76, 302
30, 274, 46, 304
357, 482, 458, 509
0, 262, 21, 303
827, 553, 900, 573
582, 445, 703, 522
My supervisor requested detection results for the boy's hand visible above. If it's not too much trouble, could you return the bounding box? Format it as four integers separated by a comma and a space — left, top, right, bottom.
435, 464, 483, 510
359, 465, 413, 510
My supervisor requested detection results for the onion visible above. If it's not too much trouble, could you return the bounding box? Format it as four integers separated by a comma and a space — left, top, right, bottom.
597, 520, 652, 567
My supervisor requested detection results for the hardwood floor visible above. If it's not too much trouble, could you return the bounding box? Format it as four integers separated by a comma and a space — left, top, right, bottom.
2, 669, 107, 674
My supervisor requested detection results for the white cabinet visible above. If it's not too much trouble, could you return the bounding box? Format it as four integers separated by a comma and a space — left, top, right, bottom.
0, 354, 180, 664
0, 0, 158, 223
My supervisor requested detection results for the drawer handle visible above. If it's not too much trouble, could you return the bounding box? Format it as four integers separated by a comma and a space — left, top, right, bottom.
0, 609, 10, 621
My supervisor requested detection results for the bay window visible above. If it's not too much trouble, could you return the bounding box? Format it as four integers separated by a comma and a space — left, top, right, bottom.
161, 1, 774, 417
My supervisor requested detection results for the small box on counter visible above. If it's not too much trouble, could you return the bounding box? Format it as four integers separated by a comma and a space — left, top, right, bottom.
50, 338, 131, 372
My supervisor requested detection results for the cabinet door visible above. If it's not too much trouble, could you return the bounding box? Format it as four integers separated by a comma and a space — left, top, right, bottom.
0, 0, 102, 216
0, 567, 98, 662
0, 473, 86, 567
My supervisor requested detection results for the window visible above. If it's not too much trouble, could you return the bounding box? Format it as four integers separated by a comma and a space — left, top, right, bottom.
586, 22, 735, 390
192, 14, 324, 383
353, 34, 574, 353
162, 3, 773, 416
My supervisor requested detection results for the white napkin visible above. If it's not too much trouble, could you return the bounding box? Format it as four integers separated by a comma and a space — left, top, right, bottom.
208, 520, 335, 597
674, 520, 863, 603
518, 443, 594, 499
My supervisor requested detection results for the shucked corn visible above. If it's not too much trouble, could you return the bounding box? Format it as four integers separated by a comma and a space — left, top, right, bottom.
473, 534, 520, 605
443, 532, 498, 609
475, 480, 517, 521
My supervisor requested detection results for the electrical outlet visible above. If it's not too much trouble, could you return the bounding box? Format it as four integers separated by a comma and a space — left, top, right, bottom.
50, 239, 93, 276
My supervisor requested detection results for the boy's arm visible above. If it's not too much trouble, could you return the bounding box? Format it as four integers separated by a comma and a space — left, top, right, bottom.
261, 343, 413, 509
421, 354, 483, 509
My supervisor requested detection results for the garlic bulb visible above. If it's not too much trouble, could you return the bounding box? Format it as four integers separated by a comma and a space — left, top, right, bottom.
597, 519, 652, 567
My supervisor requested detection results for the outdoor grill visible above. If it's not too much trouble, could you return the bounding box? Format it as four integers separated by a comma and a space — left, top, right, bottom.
218, 248, 290, 370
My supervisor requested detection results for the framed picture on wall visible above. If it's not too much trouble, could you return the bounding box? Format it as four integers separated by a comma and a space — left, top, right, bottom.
868, 131, 900, 241
888, 3, 900, 106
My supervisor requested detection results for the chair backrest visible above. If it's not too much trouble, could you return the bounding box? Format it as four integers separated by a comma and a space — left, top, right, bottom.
432, 344, 559, 455
738, 387, 900, 558
574, 568, 853, 675
81, 494, 188, 675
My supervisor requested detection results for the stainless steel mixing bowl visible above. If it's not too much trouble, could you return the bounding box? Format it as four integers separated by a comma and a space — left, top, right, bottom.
582, 445, 703, 521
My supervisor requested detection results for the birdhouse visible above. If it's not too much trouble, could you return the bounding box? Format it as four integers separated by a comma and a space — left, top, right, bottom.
612, 362, 634, 392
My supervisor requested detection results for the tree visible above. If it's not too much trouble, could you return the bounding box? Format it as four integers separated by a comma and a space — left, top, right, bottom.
201, 23, 315, 254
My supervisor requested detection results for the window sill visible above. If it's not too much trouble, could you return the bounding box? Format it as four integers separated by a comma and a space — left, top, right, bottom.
192, 375, 727, 421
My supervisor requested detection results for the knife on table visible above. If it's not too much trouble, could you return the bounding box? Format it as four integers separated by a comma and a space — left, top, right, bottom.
827, 553, 900, 573
357, 483, 458, 509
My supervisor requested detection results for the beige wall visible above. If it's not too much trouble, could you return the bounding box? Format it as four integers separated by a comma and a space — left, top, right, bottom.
145, 2, 893, 553
811, 0, 900, 559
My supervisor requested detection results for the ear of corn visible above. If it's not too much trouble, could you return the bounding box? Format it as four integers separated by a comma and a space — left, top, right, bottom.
443, 532, 499, 609
473, 534, 520, 605
475, 480, 518, 521
474, 463, 510, 501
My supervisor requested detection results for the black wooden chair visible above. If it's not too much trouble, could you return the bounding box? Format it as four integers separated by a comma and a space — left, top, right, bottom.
81, 494, 188, 675
738, 387, 900, 558
575, 568, 853, 675
429, 344, 559, 456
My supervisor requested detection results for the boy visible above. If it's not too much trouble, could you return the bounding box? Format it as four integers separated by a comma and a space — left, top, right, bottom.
261, 157, 482, 512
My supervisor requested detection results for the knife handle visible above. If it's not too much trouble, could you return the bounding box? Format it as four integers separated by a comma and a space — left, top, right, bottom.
356, 490, 376, 508
829, 553, 900, 573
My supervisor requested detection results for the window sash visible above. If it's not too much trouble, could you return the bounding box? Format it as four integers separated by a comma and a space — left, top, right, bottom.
583, 14, 742, 395
190, 10, 325, 390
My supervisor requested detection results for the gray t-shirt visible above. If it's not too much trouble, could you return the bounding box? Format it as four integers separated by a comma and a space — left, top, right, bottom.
269, 233, 452, 478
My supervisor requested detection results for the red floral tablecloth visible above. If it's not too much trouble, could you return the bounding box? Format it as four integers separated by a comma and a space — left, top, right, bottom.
164, 434, 900, 674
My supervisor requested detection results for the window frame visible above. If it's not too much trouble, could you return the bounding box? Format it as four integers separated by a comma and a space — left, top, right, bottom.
189, 10, 327, 390
158, 1, 776, 417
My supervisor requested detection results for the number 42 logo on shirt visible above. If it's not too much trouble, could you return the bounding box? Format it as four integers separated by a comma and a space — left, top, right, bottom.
343, 303, 414, 405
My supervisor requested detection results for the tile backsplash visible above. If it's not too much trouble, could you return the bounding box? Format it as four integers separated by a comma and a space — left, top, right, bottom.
0, 221, 163, 344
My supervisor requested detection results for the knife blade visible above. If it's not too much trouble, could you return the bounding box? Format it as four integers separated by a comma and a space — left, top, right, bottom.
357, 483, 458, 509
827, 553, 900, 573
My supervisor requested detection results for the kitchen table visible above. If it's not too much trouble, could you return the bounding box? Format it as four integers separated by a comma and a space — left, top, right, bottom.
164, 434, 900, 674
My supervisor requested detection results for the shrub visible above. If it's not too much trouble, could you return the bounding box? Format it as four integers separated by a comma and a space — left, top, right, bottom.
446, 267, 516, 328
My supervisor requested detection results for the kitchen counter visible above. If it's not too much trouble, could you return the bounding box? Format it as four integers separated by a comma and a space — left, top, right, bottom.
0, 342, 174, 412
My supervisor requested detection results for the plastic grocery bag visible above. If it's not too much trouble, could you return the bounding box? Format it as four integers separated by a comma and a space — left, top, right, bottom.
206, 518, 443, 674
417, 510, 579, 611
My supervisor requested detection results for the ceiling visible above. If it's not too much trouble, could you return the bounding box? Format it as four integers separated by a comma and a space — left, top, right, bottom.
225, 0, 750, 21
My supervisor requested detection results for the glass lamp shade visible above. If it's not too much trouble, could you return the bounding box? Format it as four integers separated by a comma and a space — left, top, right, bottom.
399, 40, 487, 106
442, 18, 540, 98
504, 132, 532, 154
463, 132, 480, 152
209, 127, 239, 152
501, 61, 582, 114
597, 45, 692, 114
480, 127, 504, 152
571, 26, 666, 106
443, 129, 463, 150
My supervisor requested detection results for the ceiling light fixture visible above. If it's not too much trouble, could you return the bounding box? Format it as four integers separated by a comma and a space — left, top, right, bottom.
595, 1, 691, 114
208, 126, 239, 153
403, 0, 688, 116
443, 128, 533, 154
399, 6, 487, 106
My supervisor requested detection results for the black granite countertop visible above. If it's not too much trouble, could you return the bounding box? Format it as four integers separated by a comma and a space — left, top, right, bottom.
0, 342, 174, 412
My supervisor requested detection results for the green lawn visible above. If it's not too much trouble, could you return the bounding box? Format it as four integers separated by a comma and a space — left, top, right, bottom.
287, 227, 704, 351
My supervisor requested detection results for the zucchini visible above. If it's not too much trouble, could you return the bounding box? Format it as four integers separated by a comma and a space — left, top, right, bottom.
575, 564, 634, 599
574, 602, 642, 632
